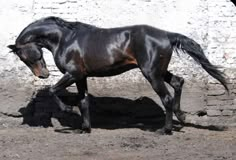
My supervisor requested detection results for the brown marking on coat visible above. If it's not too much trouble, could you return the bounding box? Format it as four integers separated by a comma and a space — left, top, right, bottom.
70, 51, 87, 74
124, 47, 137, 65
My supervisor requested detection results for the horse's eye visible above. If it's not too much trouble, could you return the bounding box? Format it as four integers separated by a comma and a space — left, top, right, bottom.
31, 53, 42, 61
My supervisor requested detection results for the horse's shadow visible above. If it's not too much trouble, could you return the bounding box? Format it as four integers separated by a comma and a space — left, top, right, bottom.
19, 87, 166, 132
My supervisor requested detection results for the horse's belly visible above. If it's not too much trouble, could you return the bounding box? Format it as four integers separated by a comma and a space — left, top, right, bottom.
87, 60, 138, 77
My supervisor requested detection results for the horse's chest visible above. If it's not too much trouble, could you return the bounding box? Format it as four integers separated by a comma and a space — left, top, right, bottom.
54, 50, 85, 76
54, 55, 67, 74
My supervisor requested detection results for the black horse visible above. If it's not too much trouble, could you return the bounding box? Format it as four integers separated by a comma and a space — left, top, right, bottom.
8, 17, 228, 134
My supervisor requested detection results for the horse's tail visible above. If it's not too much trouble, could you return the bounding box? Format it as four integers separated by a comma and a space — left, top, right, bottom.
167, 32, 228, 92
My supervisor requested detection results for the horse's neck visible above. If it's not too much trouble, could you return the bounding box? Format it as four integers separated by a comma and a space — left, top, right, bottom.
39, 23, 95, 57
37, 28, 63, 55
34, 21, 96, 54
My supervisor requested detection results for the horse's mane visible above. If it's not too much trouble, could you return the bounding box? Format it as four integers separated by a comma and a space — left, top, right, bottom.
15, 16, 97, 44
41, 16, 97, 30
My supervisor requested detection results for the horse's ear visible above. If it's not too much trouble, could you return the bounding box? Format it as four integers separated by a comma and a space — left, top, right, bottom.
7, 44, 17, 53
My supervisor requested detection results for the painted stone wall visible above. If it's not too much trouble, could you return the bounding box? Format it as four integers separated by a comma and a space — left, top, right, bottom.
0, 0, 236, 123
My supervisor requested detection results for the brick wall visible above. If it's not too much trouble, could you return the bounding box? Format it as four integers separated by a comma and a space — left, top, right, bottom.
1, 0, 236, 123
205, 0, 236, 119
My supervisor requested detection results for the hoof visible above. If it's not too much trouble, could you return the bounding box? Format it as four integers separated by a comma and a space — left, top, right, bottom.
59, 104, 73, 113
71, 128, 91, 134
175, 111, 186, 124
65, 105, 73, 112
80, 128, 91, 134
156, 128, 172, 135
81, 124, 91, 133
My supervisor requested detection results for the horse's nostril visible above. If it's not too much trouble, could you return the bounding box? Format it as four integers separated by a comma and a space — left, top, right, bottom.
38, 75, 45, 79
38, 69, 49, 79
39, 74, 49, 79
40, 68, 49, 78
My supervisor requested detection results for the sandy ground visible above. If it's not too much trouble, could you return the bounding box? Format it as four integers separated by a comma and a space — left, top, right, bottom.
0, 80, 236, 160
0, 117, 235, 160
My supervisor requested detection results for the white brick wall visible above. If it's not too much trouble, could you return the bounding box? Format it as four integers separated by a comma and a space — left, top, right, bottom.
208, 0, 236, 69
1, 0, 236, 85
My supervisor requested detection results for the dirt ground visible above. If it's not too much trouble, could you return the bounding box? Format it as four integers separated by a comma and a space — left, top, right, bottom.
0, 117, 235, 160
0, 80, 236, 160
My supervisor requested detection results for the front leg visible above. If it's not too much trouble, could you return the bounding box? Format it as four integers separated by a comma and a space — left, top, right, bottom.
76, 79, 91, 133
49, 72, 75, 112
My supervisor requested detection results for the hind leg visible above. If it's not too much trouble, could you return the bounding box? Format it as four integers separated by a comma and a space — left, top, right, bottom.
164, 71, 186, 123
151, 77, 174, 134
141, 69, 174, 134
134, 31, 175, 134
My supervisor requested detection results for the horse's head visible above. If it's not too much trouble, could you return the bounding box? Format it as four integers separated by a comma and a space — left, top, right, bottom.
8, 43, 49, 79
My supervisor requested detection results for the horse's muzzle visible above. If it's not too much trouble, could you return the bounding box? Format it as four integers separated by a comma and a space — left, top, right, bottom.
38, 68, 49, 79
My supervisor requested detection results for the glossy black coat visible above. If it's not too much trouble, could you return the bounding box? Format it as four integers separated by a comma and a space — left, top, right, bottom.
8, 17, 228, 134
